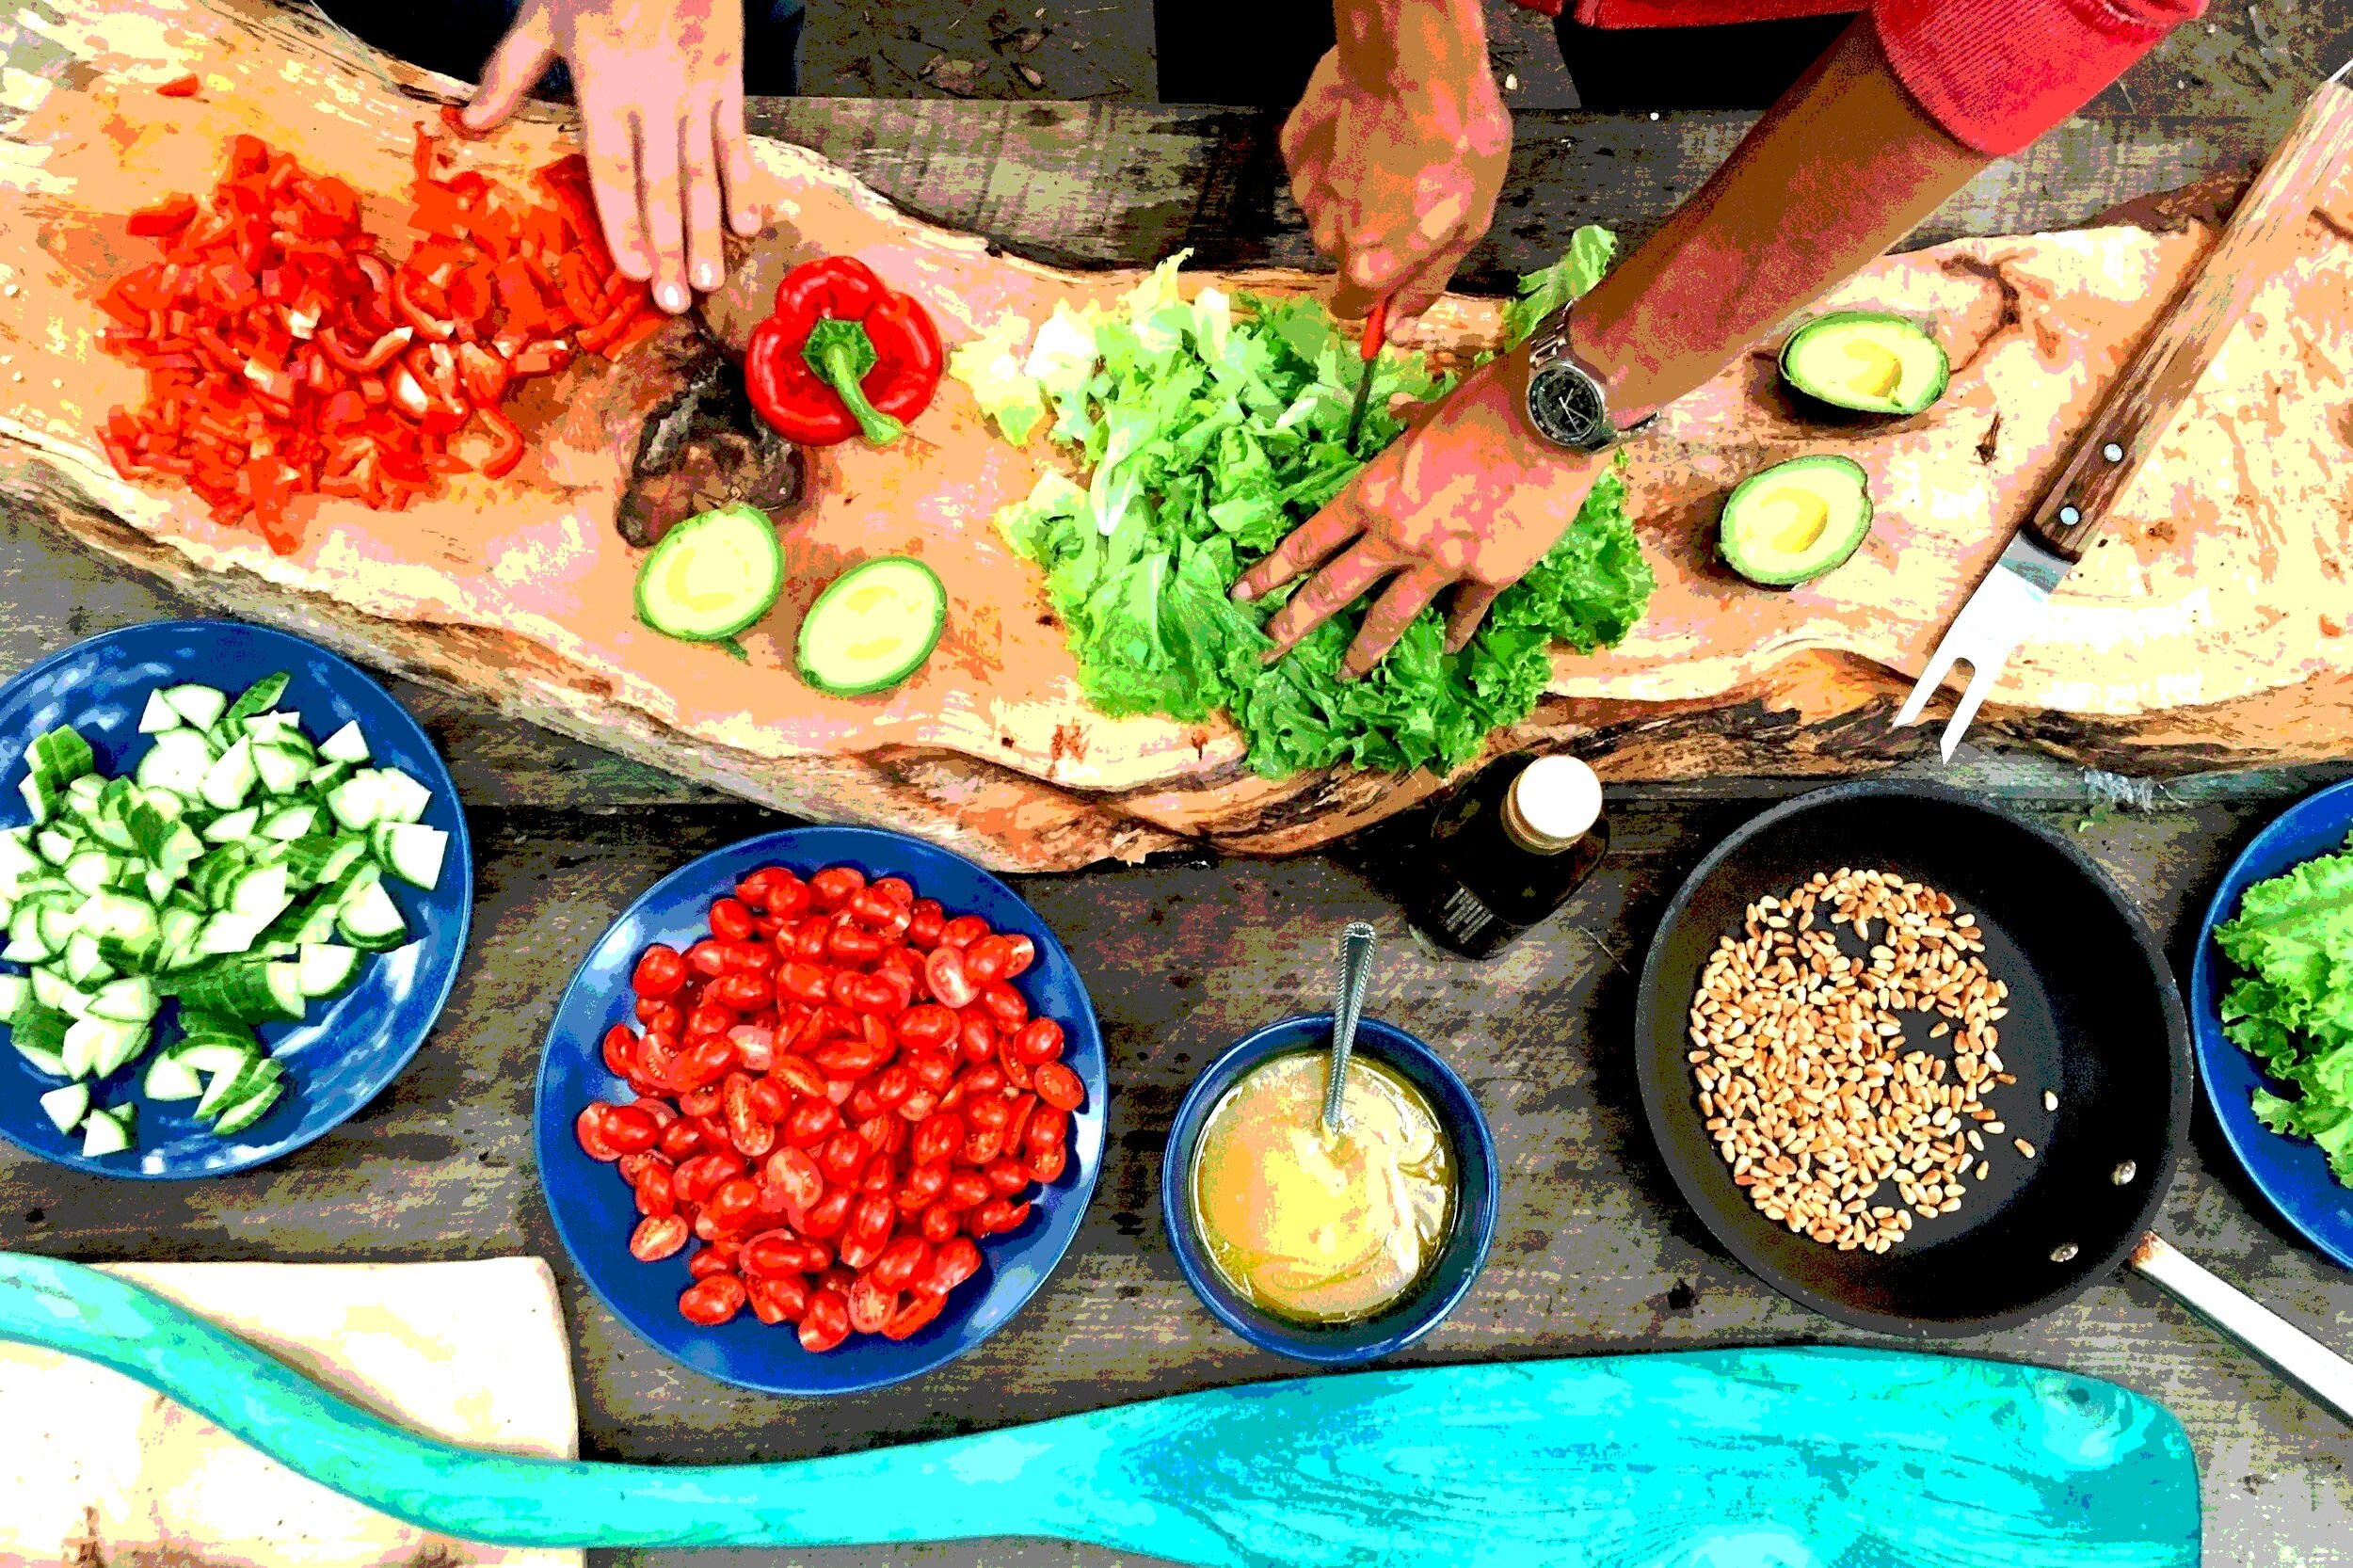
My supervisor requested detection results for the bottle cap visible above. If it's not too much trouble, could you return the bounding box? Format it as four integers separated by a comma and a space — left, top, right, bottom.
1506, 756, 1603, 850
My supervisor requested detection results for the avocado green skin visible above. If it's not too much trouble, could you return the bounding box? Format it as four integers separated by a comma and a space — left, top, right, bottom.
1777, 312, 1950, 418
634, 504, 786, 642
1717, 455, 1875, 589
795, 556, 949, 696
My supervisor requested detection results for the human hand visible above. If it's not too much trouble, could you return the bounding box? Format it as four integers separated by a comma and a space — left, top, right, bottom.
1279, 39, 1510, 339
1232, 353, 1609, 676
463, 0, 763, 315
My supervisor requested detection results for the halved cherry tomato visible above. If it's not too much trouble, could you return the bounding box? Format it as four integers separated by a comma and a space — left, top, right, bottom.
680, 1274, 747, 1325
630, 1215, 689, 1260
575, 1104, 623, 1161
633, 944, 687, 999
882, 1289, 944, 1340
936, 916, 989, 949
808, 866, 865, 909
1032, 1061, 1085, 1112
602, 1023, 640, 1078
1000, 934, 1036, 978
966, 936, 1013, 984
925, 945, 977, 1009
798, 1288, 851, 1352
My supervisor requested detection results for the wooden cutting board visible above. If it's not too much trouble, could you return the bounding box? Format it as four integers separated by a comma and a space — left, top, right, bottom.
1, 0, 2348, 872
0, 1257, 581, 1568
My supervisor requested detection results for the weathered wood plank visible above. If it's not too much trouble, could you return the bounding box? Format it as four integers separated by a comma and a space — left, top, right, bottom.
3, 796, 2345, 1562
744, 99, 2276, 286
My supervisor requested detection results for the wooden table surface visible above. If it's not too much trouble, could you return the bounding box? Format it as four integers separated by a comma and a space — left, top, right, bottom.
4, 96, 2351, 1567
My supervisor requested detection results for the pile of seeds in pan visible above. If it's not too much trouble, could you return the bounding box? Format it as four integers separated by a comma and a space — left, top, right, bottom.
1688, 868, 2042, 1254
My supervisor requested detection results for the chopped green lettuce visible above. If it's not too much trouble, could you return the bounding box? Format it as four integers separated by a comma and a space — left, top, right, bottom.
2215, 831, 2353, 1187
954, 229, 1649, 778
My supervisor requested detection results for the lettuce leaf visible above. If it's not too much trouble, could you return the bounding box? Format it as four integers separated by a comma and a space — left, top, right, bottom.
954, 228, 1650, 779
2215, 831, 2353, 1187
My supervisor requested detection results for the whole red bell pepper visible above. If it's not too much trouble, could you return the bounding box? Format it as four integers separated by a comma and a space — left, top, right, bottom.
744, 255, 943, 447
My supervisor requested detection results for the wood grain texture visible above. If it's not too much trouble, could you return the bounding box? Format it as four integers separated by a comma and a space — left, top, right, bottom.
0, 1, 2345, 872
2027, 82, 2353, 561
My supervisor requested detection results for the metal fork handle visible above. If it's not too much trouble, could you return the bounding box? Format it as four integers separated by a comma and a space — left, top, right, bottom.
2131, 1233, 2353, 1425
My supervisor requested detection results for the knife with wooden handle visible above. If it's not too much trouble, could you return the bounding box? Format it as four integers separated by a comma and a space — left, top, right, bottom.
1895, 63, 2353, 760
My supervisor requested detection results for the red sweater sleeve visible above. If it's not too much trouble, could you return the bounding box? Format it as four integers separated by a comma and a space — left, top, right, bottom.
1513, 0, 2201, 156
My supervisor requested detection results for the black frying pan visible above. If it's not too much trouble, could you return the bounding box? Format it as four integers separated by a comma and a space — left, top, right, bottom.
1633, 782, 2353, 1418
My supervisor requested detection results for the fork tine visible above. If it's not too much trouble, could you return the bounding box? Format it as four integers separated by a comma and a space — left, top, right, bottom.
1893, 640, 1963, 730
1938, 657, 2004, 761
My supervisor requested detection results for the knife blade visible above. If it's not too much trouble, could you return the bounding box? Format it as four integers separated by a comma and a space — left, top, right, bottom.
1895, 62, 2353, 760
1343, 296, 1390, 455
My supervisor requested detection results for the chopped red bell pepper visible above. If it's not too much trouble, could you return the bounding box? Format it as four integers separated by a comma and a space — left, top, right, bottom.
744, 255, 945, 447
127, 195, 198, 238
156, 73, 201, 98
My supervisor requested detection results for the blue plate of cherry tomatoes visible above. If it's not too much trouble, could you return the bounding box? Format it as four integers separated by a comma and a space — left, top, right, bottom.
534, 825, 1107, 1395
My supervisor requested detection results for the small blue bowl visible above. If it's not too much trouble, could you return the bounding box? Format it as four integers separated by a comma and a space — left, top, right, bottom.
0, 620, 472, 1178
536, 825, 1108, 1396
1161, 1014, 1498, 1364
2190, 777, 2353, 1271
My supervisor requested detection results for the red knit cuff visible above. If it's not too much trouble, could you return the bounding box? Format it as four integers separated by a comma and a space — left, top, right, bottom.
1512, 0, 1567, 17
1870, 0, 2202, 155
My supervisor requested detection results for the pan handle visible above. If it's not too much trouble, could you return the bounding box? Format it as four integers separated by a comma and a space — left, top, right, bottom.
2131, 1233, 2353, 1424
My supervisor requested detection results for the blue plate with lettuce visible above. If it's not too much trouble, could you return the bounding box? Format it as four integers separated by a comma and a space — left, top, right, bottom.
945, 228, 1654, 781
2191, 777, 2353, 1269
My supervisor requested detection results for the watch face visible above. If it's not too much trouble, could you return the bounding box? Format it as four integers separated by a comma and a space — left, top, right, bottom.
1526, 361, 1614, 454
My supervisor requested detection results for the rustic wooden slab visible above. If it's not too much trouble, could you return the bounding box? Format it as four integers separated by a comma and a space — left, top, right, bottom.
0, 0, 2345, 880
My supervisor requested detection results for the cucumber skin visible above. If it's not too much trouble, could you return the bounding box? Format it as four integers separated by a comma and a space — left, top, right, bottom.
794, 556, 948, 697
634, 504, 785, 643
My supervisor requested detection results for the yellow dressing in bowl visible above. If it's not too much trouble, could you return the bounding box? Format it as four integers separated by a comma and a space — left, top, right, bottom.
1189, 1051, 1454, 1324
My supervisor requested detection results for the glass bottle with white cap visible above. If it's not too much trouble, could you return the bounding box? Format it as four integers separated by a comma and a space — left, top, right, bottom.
1404, 754, 1609, 959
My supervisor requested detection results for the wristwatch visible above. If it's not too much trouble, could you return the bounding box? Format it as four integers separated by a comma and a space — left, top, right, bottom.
1521, 303, 1656, 455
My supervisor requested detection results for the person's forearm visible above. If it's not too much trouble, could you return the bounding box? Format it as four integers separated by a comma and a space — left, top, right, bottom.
1331, 0, 1487, 94
1567, 19, 1993, 422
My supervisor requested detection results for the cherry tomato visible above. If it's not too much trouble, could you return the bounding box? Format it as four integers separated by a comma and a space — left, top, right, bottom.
708, 897, 755, 942
764, 874, 811, 919
923, 1237, 984, 1295
924, 945, 977, 1008
977, 982, 1029, 1032
1032, 1062, 1085, 1112
838, 1230, 884, 1272
1026, 1103, 1070, 1154
762, 1144, 825, 1210
895, 1089, 940, 1122
813, 1129, 864, 1185
728, 1024, 776, 1072
965, 936, 1013, 984
634, 999, 684, 1034
1026, 1144, 1068, 1183
882, 1289, 945, 1340
723, 940, 777, 974
813, 1037, 892, 1079
784, 1096, 843, 1148
630, 1214, 689, 1260
897, 1159, 948, 1212
1000, 934, 1036, 978
747, 1275, 806, 1325
602, 1024, 640, 1078
827, 920, 886, 963
723, 1075, 776, 1158
808, 866, 866, 909
920, 1203, 962, 1243
969, 1197, 1017, 1237
680, 1274, 747, 1325
674, 1151, 744, 1205
940, 1170, 991, 1210
771, 1052, 828, 1098
747, 1078, 789, 1121
957, 1016, 997, 1065
705, 1176, 761, 1233
635, 1162, 676, 1216
685, 1001, 736, 1039
984, 1157, 1030, 1196
1014, 1017, 1065, 1065
672, 1033, 737, 1092
778, 964, 830, 1005
601, 1103, 658, 1154
791, 917, 831, 960
679, 1084, 723, 1118
735, 868, 779, 907
906, 900, 946, 949
688, 1245, 738, 1281
870, 1235, 932, 1293
1002, 1093, 1038, 1156
633, 944, 688, 1000
912, 1111, 964, 1167
659, 1117, 706, 1159
907, 1048, 957, 1094
575, 1104, 623, 1161
936, 915, 988, 949
850, 1194, 896, 1246
799, 1187, 854, 1240
686, 938, 731, 979
741, 1229, 799, 1277
997, 1041, 1033, 1094
712, 972, 775, 1013
798, 1288, 851, 1352
850, 888, 910, 936
898, 1003, 956, 1051
856, 1115, 905, 1160
870, 876, 915, 907
958, 1064, 1006, 1100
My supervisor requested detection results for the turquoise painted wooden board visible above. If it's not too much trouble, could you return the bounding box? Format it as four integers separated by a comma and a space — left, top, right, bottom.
0, 1253, 2200, 1565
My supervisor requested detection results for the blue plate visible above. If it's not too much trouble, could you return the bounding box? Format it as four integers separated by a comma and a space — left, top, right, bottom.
535, 825, 1107, 1396
0, 619, 472, 1178
2190, 777, 2353, 1271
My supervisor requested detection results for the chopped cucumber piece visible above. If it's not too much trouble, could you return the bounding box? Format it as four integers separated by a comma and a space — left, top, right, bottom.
75, 891, 157, 943
162, 683, 229, 730
96, 931, 160, 974
28, 969, 81, 1016
179, 960, 305, 1023
260, 804, 319, 842
199, 735, 258, 810
229, 862, 292, 923
198, 1056, 280, 1120
62, 931, 113, 986
200, 805, 261, 844
335, 877, 407, 952
191, 845, 250, 909
274, 836, 337, 886
62, 849, 118, 898
325, 773, 381, 832
176, 1039, 258, 1079
64, 1016, 147, 1080
20, 772, 61, 824
34, 827, 75, 867
318, 721, 370, 764
24, 727, 95, 786
241, 711, 296, 742
137, 691, 183, 733
193, 910, 272, 957
0, 973, 24, 1020
374, 822, 448, 889
80, 1105, 132, 1157
253, 742, 310, 795
208, 1076, 284, 1136
39, 1081, 88, 1134
370, 769, 432, 825
136, 728, 216, 797
295, 942, 360, 998
318, 835, 372, 887
37, 904, 78, 953
4, 906, 49, 963
221, 672, 293, 734
88, 976, 157, 1022
0, 831, 40, 891
143, 1049, 204, 1100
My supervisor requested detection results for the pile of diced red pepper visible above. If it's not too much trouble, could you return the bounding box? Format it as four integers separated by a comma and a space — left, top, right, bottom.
97, 114, 662, 553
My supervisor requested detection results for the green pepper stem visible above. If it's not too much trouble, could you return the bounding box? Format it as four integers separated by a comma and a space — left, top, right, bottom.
815, 333, 904, 446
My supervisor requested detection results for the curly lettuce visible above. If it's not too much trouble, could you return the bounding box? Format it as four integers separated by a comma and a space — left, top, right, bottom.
961, 230, 1650, 779
2215, 831, 2353, 1188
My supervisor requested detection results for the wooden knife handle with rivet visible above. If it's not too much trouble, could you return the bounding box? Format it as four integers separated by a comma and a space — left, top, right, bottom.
2026, 71, 2353, 564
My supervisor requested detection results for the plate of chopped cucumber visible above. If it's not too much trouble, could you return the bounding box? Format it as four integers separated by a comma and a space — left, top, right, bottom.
0, 620, 472, 1176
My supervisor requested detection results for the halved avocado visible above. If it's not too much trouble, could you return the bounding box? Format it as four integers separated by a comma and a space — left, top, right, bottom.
1719, 456, 1874, 587
796, 556, 948, 696
1779, 312, 1948, 417
635, 503, 785, 642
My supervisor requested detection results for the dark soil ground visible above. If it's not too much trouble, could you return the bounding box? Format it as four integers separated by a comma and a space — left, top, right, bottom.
801, 0, 2352, 133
